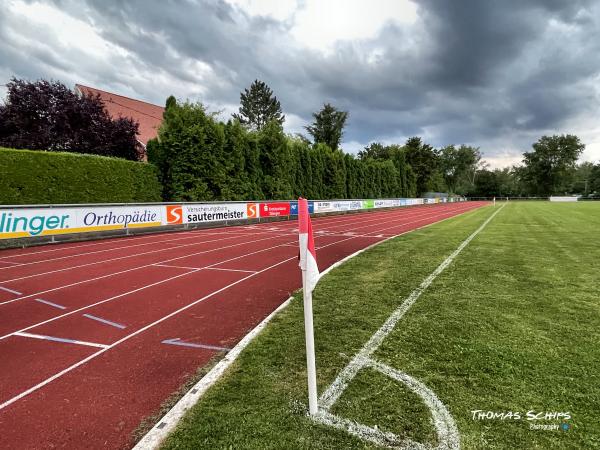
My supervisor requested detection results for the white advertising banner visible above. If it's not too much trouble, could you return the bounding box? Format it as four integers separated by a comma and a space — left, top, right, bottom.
1, 197, 429, 240
314, 201, 335, 213
0, 203, 259, 239
0, 205, 164, 239
180, 203, 257, 224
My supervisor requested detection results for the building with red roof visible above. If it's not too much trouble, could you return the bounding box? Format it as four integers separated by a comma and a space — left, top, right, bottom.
75, 84, 164, 160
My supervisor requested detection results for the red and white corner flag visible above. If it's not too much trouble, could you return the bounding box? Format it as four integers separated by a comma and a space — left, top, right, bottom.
298, 197, 320, 293
298, 197, 319, 415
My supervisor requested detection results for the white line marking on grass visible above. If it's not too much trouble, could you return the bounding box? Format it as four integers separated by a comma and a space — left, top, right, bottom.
133, 203, 489, 450
13, 332, 108, 349
34, 298, 67, 310
0, 286, 22, 295
315, 204, 504, 449
83, 314, 126, 329
315, 408, 427, 450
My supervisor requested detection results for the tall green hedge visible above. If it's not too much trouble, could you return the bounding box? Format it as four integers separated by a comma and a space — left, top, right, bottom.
0, 148, 162, 204
149, 101, 417, 201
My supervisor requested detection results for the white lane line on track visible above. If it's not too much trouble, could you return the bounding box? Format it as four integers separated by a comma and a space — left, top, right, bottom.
0, 234, 292, 306
0, 232, 281, 284
0, 261, 23, 266
0, 203, 423, 264
203, 267, 258, 274
317, 204, 471, 236
0, 286, 22, 295
0, 229, 296, 270
0, 220, 278, 260
0, 204, 485, 412
0, 204, 371, 265
0, 208, 450, 306
0, 227, 221, 260
133, 202, 488, 449
0, 203, 458, 266
161, 338, 231, 352
0, 204, 455, 283
13, 332, 108, 349
316, 204, 479, 245
83, 314, 126, 329
0, 204, 480, 337
0, 238, 301, 339
0, 256, 298, 411
1, 205, 417, 277
153, 264, 204, 270
34, 298, 67, 310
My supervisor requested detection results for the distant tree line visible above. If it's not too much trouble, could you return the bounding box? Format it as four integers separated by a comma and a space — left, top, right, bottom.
468, 135, 600, 198
2, 77, 598, 200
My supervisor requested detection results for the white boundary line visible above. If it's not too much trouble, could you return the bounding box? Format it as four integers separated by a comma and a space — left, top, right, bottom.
133, 202, 491, 449
0, 230, 268, 270
314, 203, 505, 449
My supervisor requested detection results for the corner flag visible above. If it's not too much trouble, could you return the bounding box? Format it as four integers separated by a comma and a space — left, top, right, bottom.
298, 197, 319, 415
298, 198, 319, 293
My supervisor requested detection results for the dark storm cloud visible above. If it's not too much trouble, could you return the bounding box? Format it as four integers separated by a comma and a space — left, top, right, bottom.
2, 0, 600, 164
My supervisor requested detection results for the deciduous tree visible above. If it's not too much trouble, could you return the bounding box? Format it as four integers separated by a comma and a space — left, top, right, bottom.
0, 78, 139, 160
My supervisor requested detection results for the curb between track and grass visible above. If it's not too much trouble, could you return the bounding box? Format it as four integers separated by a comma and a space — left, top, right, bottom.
134, 202, 492, 449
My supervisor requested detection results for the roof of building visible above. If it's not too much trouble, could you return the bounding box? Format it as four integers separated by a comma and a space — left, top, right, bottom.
75, 84, 164, 147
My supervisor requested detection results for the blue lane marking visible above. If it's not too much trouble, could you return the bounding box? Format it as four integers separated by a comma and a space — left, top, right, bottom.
0, 286, 22, 296
14, 332, 108, 348
83, 314, 126, 329
34, 298, 67, 310
162, 338, 231, 352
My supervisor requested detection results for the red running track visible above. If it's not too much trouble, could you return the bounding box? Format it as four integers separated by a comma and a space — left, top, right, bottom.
0, 201, 488, 449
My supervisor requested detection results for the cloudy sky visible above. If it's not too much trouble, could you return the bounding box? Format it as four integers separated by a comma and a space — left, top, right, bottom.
1, 0, 599, 167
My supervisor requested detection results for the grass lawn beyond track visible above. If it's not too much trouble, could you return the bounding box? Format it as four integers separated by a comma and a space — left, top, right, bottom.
159, 202, 600, 449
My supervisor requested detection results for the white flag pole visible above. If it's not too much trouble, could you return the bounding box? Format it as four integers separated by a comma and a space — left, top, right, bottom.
493, 196, 496, 207
302, 269, 318, 415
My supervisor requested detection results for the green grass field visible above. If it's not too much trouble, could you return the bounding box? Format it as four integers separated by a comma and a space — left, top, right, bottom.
159, 202, 600, 449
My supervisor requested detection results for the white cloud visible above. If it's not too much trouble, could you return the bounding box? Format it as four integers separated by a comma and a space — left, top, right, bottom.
341, 140, 365, 155
224, 0, 298, 21
283, 112, 306, 136
290, 0, 418, 52
8, 0, 117, 59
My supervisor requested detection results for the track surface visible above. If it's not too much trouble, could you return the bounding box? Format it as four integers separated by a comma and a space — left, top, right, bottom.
0, 202, 487, 449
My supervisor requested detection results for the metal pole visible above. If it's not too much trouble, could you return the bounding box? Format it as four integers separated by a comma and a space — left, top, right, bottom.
302, 270, 318, 415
